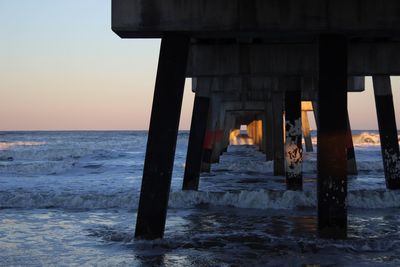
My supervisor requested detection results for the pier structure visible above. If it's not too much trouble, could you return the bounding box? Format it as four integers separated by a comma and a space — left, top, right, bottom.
189, 76, 363, 180
112, 0, 400, 240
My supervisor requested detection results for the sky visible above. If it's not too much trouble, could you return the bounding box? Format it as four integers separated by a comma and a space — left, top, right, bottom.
0, 1, 399, 131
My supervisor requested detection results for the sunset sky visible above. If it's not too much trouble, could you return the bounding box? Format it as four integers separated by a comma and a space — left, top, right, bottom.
0, 0, 399, 131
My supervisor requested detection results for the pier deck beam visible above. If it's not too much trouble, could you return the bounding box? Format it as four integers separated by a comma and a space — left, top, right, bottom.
372, 75, 400, 189
317, 34, 348, 239
183, 95, 210, 191
135, 35, 189, 240
285, 89, 303, 190
273, 91, 285, 176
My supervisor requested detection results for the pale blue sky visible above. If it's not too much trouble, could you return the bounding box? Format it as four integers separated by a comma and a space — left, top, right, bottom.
0, 1, 398, 130
0, 0, 194, 130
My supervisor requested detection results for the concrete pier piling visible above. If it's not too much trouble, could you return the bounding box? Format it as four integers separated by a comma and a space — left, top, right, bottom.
247, 121, 254, 141
221, 113, 234, 154
256, 119, 263, 149
183, 95, 210, 191
285, 89, 303, 190
201, 123, 213, 173
272, 91, 285, 176
372, 75, 400, 189
261, 116, 267, 153
301, 102, 314, 152
317, 35, 348, 239
210, 98, 223, 164
346, 112, 358, 175
135, 35, 190, 239
265, 93, 274, 161
201, 96, 221, 172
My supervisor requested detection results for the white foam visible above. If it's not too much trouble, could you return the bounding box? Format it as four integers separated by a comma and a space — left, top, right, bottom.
0, 141, 46, 150
0, 190, 137, 209
2, 188, 400, 210
310, 132, 400, 147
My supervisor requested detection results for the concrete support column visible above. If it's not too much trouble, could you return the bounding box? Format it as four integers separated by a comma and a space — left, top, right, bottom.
317, 34, 348, 239
312, 101, 319, 129
256, 119, 263, 147
302, 110, 313, 152
261, 116, 267, 153
265, 93, 274, 161
372, 75, 400, 189
182, 95, 210, 191
272, 91, 285, 176
346, 112, 358, 175
285, 90, 303, 190
229, 128, 241, 145
221, 112, 234, 153
135, 35, 189, 240
247, 121, 255, 141
210, 101, 224, 164
201, 103, 215, 173
250, 119, 262, 146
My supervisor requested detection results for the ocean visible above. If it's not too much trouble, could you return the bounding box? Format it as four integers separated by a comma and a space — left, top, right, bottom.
1, 130, 400, 266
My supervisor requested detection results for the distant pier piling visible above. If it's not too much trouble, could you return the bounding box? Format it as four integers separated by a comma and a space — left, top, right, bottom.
201, 96, 221, 173
210, 106, 223, 164
261, 115, 267, 153
265, 93, 274, 161
372, 75, 400, 189
285, 89, 303, 190
301, 102, 314, 152
201, 121, 213, 173
183, 94, 210, 191
272, 91, 285, 176
346, 112, 358, 175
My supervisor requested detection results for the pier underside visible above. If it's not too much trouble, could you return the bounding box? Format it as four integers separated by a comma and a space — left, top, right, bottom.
112, 0, 400, 240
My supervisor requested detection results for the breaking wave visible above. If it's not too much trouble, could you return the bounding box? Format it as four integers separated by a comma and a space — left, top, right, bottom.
2, 189, 400, 210
0, 141, 46, 150
310, 132, 400, 147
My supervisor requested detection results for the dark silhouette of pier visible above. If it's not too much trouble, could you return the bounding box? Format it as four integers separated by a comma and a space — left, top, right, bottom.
112, 0, 400, 240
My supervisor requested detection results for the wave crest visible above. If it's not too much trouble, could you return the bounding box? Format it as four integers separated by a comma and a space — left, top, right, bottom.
2, 189, 400, 210
0, 141, 46, 150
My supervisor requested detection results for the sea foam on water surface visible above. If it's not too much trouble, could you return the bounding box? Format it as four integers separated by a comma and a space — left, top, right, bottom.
0, 141, 46, 150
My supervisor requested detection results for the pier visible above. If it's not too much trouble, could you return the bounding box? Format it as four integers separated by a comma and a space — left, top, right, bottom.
112, 0, 400, 240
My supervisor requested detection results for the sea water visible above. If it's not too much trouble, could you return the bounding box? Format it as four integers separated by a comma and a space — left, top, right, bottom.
0, 131, 400, 266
